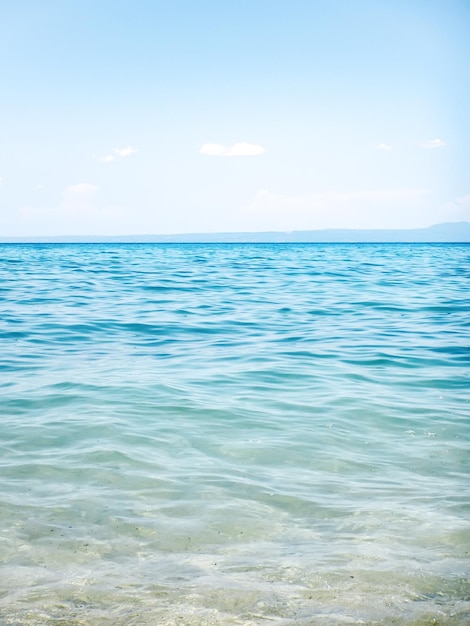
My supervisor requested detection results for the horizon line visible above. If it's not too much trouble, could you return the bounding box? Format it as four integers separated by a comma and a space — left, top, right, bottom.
1, 220, 470, 241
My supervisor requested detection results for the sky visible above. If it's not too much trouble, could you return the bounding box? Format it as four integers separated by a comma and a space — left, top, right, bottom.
1, 0, 469, 236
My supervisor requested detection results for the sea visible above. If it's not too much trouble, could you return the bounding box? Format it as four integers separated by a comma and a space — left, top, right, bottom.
0, 243, 469, 625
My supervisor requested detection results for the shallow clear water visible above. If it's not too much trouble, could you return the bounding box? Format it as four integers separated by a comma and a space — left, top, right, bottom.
0, 243, 469, 625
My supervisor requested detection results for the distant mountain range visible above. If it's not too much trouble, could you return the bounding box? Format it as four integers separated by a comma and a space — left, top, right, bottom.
1, 222, 470, 243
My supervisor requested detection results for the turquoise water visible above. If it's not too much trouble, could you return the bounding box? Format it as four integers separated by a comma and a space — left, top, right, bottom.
0, 243, 469, 625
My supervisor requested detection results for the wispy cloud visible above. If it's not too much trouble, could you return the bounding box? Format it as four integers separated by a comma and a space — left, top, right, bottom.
114, 146, 138, 158
200, 142, 265, 157
0, 176, 3, 187
376, 143, 392, 151
242, 188, 431, 229
99, 155, 116, 163
421, 138, 446, 149
61, 184, 99, 212
96, 146, 138, 163
441, 194, 470, 221
20, 183, 124, 229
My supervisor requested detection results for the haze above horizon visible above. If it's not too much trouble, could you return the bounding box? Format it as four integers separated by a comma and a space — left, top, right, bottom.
1, 0, 469, 236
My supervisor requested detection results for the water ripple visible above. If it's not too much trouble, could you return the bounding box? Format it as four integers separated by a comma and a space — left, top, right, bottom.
0, 243, 469, 625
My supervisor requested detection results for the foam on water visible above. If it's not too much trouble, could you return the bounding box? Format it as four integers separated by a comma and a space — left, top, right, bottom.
0, 243, 469, 624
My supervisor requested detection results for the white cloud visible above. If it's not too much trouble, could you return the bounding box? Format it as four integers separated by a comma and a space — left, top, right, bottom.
376, 143, 392, 151
200, 143, 229, 156
440, 194, 470, 221
421, 138, 446, 149
200, 142, 265, 157
95, 146, 138, 163
114, 146, 138, 157
0, 177, 3, 187
227, 142, 265, 156
60, 184, 99, 213
19, 183, 125, 234
242, 188, 431, 229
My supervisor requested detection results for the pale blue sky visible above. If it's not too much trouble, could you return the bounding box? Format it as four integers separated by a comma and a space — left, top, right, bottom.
1, 0, 469, 235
